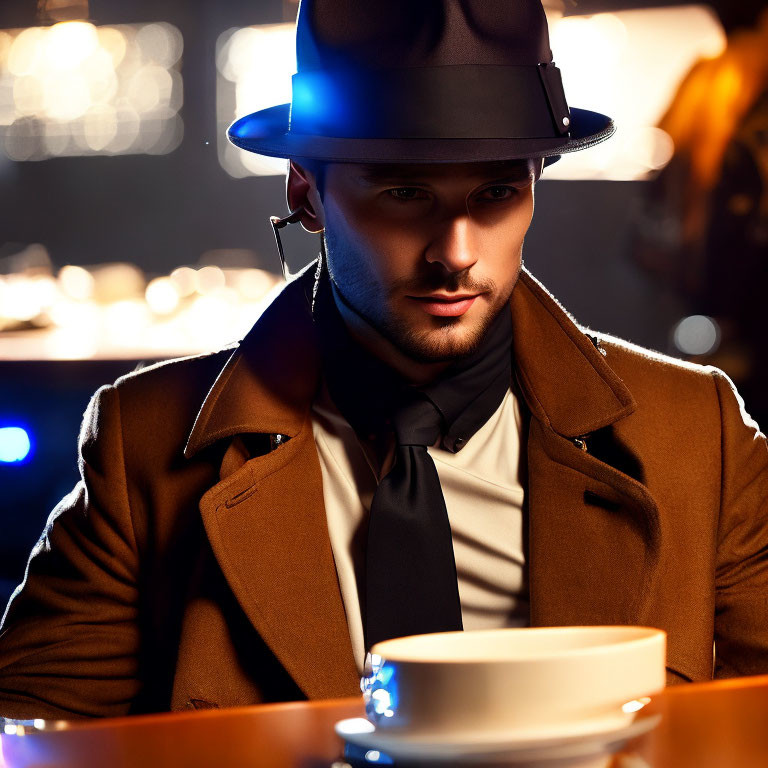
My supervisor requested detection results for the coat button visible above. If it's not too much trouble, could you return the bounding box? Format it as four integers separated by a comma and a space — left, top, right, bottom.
572, 437, 588, 452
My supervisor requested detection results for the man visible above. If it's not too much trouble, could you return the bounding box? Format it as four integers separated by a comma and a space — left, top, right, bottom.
1, 0, 767, 719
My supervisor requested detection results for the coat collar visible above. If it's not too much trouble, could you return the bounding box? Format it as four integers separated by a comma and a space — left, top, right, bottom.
510, 269, 636, 438
185, 264, 636, 457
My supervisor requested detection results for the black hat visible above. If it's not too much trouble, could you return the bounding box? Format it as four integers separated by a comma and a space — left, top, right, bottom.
228, 0, 615, 164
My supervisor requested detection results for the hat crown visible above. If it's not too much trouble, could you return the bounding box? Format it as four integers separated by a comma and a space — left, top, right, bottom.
296, 0, 554, 71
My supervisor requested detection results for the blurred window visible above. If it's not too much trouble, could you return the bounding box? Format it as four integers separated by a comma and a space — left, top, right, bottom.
0, 20, 184, 160
216, 23, 294, 178
547, 5, 725, 180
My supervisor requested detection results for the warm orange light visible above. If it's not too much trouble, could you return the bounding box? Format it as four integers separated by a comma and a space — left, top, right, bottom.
659, 11, 768, 191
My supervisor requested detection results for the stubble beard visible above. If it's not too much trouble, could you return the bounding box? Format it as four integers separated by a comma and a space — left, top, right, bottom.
323, 231, 520, 364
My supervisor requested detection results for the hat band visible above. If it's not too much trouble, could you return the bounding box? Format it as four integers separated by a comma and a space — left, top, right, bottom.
288, 64, 571, 140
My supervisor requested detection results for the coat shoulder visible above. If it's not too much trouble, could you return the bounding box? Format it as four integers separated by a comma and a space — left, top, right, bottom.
105, 348, 235, 464
589, 330, 719, 392
585, 329, 738, 432
113, 348, 233, 410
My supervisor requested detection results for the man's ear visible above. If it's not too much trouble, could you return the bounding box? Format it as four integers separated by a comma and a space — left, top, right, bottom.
286, 160, 325, 233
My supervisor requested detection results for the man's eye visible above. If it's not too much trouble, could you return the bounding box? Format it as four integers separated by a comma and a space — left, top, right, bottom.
388, 188, 427, 201
479, 186, 516, 201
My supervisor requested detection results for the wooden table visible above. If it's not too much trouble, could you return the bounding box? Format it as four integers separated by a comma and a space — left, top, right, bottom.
3, 675, 768, 767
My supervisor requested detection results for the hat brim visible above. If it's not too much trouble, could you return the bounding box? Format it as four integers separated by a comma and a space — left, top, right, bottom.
227, 104, 614, 165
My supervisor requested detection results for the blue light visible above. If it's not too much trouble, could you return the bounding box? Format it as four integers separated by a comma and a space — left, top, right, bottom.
0, 427, 32, 463
291, 76, 318, 115
377, 663, 395, 686
363, 658, 399, 725
288, 71, 351, 135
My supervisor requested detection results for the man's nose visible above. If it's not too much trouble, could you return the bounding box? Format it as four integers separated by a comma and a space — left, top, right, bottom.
425, 216, 478, 273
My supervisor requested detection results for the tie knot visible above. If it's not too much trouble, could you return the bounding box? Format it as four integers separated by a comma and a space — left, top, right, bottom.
392, 392, 443, 447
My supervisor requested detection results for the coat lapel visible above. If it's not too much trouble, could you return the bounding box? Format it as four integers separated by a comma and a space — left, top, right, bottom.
186, 268, 359, 699
196, 422, 360, 699
512, 270, 662, 629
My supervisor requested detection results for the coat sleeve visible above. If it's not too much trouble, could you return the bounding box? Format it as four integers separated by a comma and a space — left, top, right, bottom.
712, 369, 768, 677
0, 385, 142, 719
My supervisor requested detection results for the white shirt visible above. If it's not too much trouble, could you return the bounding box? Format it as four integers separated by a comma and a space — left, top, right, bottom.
312, 384, 529, 673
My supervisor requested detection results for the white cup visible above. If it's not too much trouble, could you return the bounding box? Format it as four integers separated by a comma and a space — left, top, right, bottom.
362, 626, 666, 742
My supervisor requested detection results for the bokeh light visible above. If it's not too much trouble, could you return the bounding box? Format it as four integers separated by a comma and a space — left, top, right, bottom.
0, 259, 282, 360
44, 21, 99, 70
0, 21, 184, 160
145, 276, 180, 315
58, 264, 94, 301
170, 266, 197, 297
195, 265, 226, 295
0, 427, 32, 464
673, 315, 721, 356
136, 23, 183, 68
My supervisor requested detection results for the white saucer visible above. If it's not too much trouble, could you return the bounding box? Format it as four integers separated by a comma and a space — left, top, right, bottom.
335, 713, 661, 764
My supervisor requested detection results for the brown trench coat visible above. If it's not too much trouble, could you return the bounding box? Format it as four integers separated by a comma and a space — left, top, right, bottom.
1, 267, 767, 719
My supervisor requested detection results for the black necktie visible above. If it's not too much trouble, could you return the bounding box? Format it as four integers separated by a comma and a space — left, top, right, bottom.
365, 388, 463, 647
314, 274, 513, 649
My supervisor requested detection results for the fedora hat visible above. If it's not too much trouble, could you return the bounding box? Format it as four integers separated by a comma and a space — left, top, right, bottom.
228, 0, 615, 164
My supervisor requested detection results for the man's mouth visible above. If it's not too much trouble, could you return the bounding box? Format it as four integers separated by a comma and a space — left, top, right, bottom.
406, 293, 481, 317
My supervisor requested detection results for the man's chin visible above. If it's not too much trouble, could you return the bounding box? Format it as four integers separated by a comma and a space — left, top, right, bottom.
383, 316, 493, 364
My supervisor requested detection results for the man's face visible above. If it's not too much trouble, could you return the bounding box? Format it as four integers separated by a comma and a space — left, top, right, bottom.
318, 160, 539, 363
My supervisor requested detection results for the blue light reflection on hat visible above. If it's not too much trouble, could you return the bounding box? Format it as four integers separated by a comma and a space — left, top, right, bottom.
291, 75, 320, 118
288, 70, 356, 136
